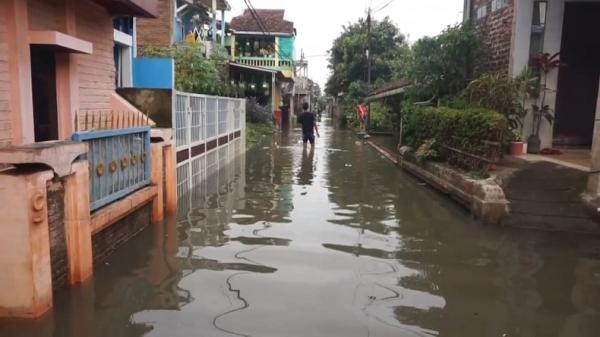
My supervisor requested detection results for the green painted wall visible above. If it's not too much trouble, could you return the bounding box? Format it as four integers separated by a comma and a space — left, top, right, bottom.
279, 36, 294, 60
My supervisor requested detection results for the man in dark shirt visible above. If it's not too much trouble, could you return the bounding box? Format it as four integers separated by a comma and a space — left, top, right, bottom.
298, 102, 320, 146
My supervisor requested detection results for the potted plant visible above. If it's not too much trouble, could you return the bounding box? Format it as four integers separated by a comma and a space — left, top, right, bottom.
527, 52, 564, 154
510, 134, 526, 156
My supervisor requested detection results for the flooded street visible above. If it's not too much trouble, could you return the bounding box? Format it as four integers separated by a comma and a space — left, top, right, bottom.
3, 119, 600, 337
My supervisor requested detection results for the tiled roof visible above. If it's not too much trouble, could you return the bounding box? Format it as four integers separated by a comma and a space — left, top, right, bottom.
231, 9, 294, 34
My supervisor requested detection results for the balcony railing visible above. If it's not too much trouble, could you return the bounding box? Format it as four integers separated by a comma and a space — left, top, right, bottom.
235, 56, 294, 70
72, 127, 152, 211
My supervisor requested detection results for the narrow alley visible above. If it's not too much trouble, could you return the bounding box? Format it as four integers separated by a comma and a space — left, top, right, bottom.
2, 119, 599, 337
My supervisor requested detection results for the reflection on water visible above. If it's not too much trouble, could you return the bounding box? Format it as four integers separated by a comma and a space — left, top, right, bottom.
2, 119, 600, 337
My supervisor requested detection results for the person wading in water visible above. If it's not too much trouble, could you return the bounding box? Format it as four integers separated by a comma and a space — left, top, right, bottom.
298, 102, 320, 147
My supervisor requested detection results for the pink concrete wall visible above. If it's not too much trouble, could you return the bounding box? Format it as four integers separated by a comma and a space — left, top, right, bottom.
28, 0, 60, 31
26, 0, 115, 119
75, 1, 115, 114
0, 13, 10, 146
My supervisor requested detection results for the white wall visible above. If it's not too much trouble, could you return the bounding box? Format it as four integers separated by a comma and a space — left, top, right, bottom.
511, 0, 600, 149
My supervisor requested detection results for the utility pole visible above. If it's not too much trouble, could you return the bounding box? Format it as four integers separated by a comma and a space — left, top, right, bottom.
367, 9, 372, 91
212, 0, 217, 43
366, 8, 372, 132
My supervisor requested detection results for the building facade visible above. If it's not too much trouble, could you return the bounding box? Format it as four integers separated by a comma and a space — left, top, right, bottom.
0, 0, 180, 319
229, 9, 296, 124
465, 0, 600, 195
465, 0, 600, 150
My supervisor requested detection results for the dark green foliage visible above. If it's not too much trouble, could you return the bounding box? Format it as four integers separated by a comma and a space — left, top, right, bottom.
246, 97, 272, 124
415, 139, 439, 163
403, 106, 505, 170
404, 23, 486, 101
325, 17, 409, 97
404, 106, 505, 148
140, 43, 237, 96
466, 72, 534, 141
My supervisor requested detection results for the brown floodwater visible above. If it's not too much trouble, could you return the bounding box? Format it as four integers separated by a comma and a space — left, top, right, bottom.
2, 118, 600, 337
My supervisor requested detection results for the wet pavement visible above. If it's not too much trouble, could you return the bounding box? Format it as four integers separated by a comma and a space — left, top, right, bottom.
2, 118, 600, 337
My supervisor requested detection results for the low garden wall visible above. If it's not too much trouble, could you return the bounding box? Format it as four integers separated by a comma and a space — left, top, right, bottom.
403, 106, 505, 171
367, 105, 510, 225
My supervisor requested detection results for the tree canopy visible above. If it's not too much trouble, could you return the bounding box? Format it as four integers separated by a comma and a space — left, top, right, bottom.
325, 17, 409, 97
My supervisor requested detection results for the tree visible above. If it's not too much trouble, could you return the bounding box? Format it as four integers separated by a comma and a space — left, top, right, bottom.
140, 43, 236, 96
405, 23, 485, 101
325, 17, 409, 97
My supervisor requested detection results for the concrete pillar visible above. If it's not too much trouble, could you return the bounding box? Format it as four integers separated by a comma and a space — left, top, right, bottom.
151, 142, 165, 224
231, 35, 236, 59
212, 0, 217, 42
163, 143, 177, 213
221, 10, 226, 46
56, 0, 79, 138
587, 76, 600, 194
63, 161, 93, 284
0, 169, 54, 318
2, 0, 34, 145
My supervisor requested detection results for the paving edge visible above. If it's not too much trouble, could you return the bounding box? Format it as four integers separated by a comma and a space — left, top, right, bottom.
366, 140, 509, 225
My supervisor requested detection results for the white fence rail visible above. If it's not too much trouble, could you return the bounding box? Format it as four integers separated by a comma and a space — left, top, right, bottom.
173, 91, 245, 196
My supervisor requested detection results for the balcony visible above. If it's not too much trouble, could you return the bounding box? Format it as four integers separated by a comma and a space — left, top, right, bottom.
234, 56, 293, 71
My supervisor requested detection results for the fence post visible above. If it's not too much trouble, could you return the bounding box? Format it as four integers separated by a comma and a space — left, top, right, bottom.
151, 142, 164, 224
63, 160, 93, 285
163, 143, 177, 213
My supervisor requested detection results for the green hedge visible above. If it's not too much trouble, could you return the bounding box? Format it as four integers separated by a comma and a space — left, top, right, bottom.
403, 106, 506, 170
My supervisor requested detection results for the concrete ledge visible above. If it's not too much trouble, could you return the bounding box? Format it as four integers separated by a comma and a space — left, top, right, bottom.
0, 141, 87, 177
91, 185, 158, 235
366, 141, 508, 225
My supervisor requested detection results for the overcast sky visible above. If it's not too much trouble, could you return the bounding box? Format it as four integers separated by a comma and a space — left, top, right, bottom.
228, 0, 465, 88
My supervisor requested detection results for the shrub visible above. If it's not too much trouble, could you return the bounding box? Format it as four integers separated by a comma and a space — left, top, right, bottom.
415, 139, 439, 163
369, 102, 393, 131
403, 106, 505, 170
246, 97, 272, 124
140, 43, 236, 96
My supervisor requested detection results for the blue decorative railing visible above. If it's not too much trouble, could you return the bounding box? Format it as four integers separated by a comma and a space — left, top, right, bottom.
72, 127, 152, 211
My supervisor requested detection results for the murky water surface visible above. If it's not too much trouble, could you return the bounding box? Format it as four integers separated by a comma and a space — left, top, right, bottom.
2, 119, 600, 337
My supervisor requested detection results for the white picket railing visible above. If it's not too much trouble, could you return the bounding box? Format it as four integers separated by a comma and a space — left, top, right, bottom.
173, 91, 245, 198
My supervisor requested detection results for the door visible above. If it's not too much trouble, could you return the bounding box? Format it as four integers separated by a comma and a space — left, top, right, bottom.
553, 3, 600, 147
30, 45, 59, 142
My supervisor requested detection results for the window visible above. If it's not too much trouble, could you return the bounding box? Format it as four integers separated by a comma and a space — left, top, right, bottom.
492, 0, 507, 12
529, 1, 548, 64
476, 6, 487, 20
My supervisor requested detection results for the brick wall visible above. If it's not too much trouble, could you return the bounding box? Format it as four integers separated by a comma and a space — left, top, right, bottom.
47, 179, 69, 291
136, 0, 173, 52
0, 11, 10, 146
471, 0, 515, 74
92, 204, 152, 266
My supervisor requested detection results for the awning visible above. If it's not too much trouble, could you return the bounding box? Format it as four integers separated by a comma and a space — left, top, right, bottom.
91, 0, 158, 18
366, 79, 412, 101
29, 31, 93, 54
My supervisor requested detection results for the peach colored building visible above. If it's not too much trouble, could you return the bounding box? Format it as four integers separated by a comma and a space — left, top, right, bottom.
0, 0, 177, 319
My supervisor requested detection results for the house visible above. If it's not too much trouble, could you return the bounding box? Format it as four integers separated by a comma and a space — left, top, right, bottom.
464, 0, 600, 194
0, 0, 179, 319
229, 9, 296, 126
464, 0, 600, 150
136, 0, 231, 55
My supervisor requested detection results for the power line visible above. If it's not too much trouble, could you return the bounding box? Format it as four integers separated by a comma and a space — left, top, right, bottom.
374, 0, 395, 13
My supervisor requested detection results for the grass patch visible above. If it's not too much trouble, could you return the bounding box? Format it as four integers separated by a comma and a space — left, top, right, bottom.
246, 122, 276, 145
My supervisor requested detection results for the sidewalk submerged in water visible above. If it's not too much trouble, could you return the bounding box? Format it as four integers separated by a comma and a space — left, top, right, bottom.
366, 136, 600, 234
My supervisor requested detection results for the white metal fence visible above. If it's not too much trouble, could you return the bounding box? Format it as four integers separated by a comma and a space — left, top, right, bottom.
174, 91, 245, 198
